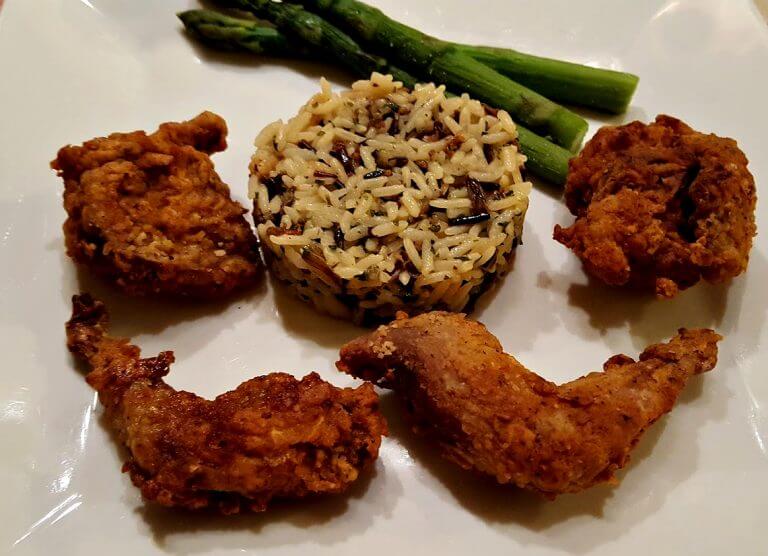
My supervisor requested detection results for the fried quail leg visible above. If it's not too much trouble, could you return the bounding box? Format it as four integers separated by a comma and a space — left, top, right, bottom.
337, 311, 720, 497
66, 294, 386, 513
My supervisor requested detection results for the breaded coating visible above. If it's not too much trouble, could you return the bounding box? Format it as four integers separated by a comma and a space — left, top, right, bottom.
52, 113, 260, 297
554, 115, 756, 298
338, 311, 720, 497
66, 294, 386, 513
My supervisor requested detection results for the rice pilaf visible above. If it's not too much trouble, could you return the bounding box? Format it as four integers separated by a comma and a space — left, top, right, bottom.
250, 73, 530, 324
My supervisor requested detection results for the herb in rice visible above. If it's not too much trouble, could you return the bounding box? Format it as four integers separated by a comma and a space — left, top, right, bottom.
250, 73, 531, 324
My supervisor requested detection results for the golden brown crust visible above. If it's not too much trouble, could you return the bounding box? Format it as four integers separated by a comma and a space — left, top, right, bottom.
338, 311, 720, 496
66, 294, 386, 513
52, 113, 260, 298
554, 115, 756, 298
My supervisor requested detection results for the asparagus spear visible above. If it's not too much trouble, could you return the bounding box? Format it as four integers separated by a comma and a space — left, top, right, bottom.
178, 10, 306, 56
181, 8, 419, 87
210, 0, 390, 81
179, 9, 573, 184
428, 50, 585, 157
232, 0, 588, 153
455, 45, 639, 114
292, 0, 637, 115
515, 126, 570, 186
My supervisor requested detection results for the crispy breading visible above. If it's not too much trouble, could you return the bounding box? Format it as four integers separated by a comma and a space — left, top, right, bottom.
66, 294, 386, 513
554, 115, 756, 298
52, 112, 260, 298
337, 311, 720, 497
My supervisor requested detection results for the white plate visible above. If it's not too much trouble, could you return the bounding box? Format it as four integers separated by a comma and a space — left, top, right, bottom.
1, 0, 766, 554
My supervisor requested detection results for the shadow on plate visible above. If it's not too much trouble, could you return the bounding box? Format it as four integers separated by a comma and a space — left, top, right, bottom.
473, 227, 563, 350
566, 278, 726, 344
270, 242, 520, 351
270, 274, 370, 348
549, 248, 767, 353
529, 173, 565, 202
137, 465, 389, 553
179, 23, 355, 87
377, 363, 726, 552
90, 404, 399, 553
377, 392, 615, 526
60, 246, 267, 342
571, 104, 650, 129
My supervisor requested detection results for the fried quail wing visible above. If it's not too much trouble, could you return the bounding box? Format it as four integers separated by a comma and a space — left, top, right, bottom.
66, 294, 386, 513
337, 311, 720, 497
52, 113, 260, 298
553, 115, 756, 298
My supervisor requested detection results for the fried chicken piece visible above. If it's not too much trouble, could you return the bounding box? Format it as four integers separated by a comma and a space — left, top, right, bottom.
338, 311, 720, 496
554, 115, 756, 298
52, 113, 260, 297
66, 294, 386, 513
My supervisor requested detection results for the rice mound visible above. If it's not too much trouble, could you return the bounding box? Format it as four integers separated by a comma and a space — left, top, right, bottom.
250, 73, 530, 324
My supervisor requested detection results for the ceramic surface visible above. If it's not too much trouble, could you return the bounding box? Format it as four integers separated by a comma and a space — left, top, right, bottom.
1, 1, 766, 554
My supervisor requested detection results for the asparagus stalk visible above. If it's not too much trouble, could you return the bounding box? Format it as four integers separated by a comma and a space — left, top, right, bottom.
179, 9, 573, 184
455, 45, 639, 114
428, 50, 585, 156
236, 0, 588, 153
178, 10, 307, 56
292, 0, 637, 115
515, 127, 570, 186
211, 0, 391, 82
181, 9, 419, 87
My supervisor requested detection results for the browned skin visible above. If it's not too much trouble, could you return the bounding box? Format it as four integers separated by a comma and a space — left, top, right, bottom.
52, 112, 260, 298
338, 311, 720, 497
554, 115, 756, 298
66, 294, 386, 513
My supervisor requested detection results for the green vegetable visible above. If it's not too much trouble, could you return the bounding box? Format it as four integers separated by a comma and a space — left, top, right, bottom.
428, 50, 584, 156
210, 0, 414, 85
178, 10, 305, 57
515, 126, 571, 185
179, 8, 573, 184
236, 0, 589, 152
455, 45, 639, 114
291, 0, 637, 114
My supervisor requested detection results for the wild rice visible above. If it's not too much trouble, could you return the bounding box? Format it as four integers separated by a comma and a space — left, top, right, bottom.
250, 73, 530, 324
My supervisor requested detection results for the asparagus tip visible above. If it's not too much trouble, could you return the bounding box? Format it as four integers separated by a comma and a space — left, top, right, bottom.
177, 10, 201, 27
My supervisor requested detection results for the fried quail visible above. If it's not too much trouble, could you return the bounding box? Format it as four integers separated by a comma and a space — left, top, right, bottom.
66, 294, 386, 513
554, 115, 756, 298
338, 311, 720, 496
53, 113, 260, 297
